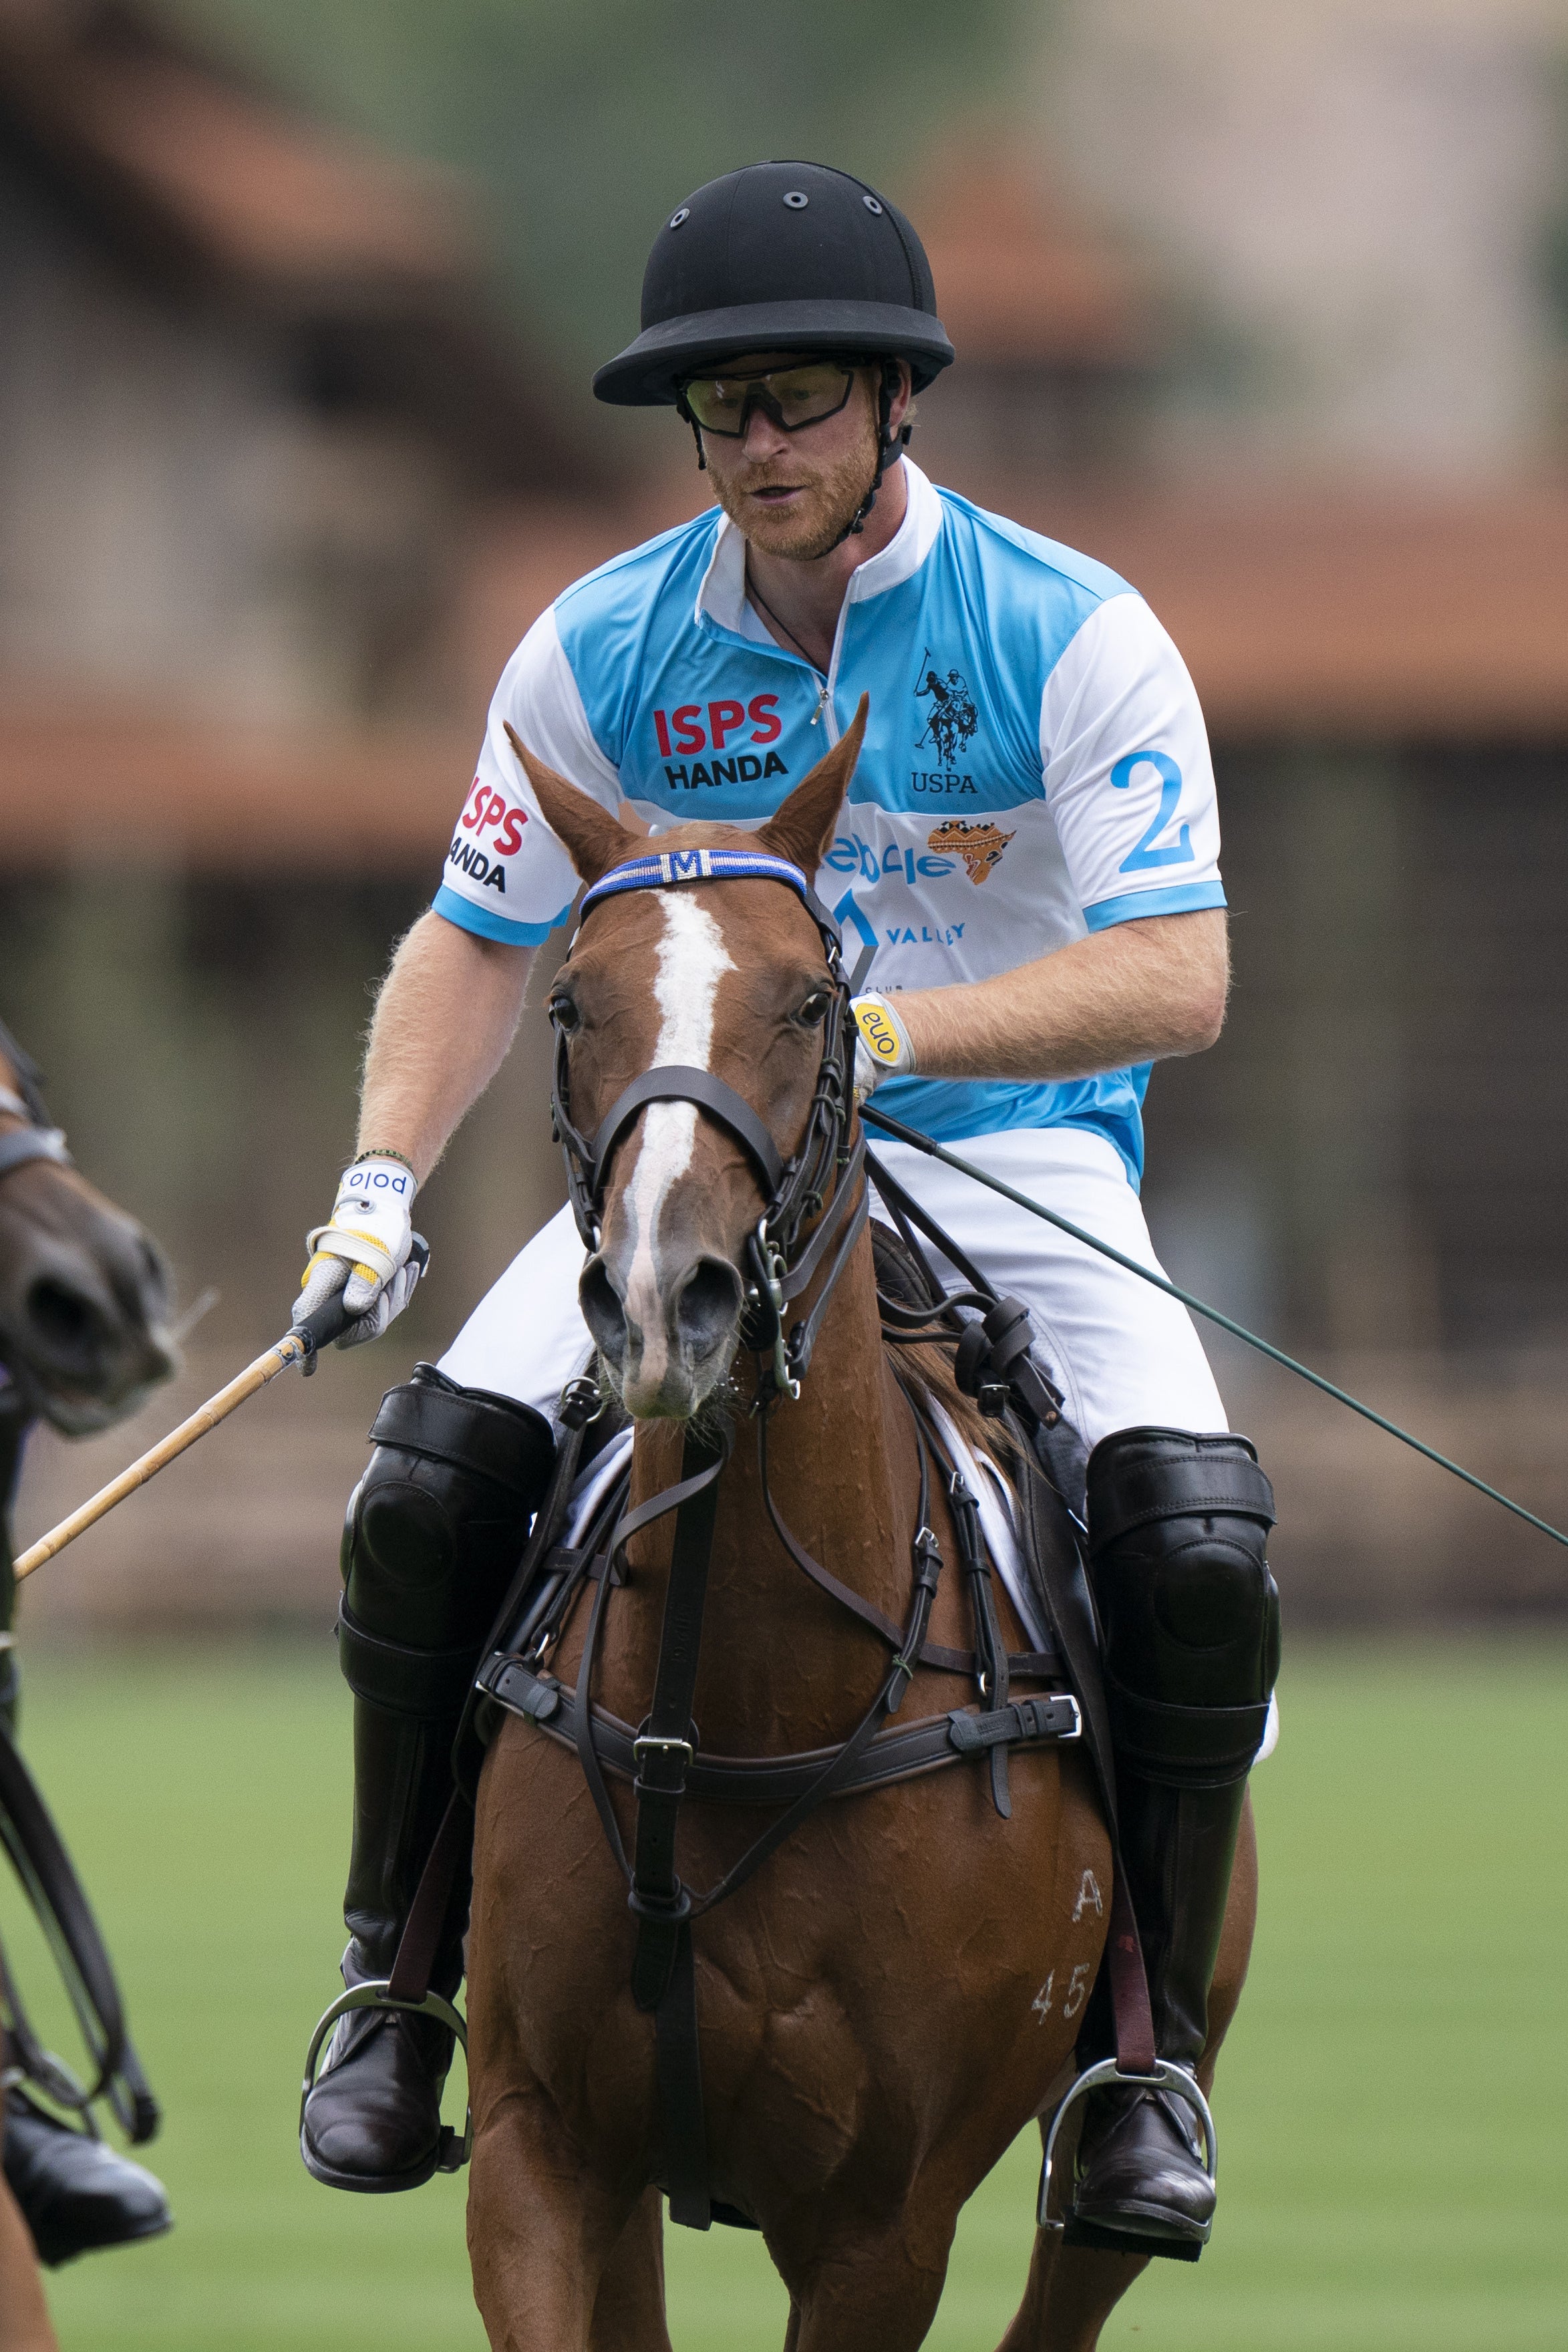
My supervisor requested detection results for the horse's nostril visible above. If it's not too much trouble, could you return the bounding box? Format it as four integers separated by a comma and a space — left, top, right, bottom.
580, 1258, 629, 1366
674, 1258, 743, 1360
25, 1276, 104, 1358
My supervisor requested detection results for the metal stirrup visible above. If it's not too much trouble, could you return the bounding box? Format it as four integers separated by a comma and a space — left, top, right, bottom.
1036, 2055, 1218, 2234
299, 1980, 472, 2174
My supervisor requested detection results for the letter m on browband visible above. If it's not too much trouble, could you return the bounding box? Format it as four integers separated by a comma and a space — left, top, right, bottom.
659, 848, 712, 883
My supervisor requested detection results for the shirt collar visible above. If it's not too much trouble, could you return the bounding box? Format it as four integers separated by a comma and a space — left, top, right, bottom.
695, 457, 943, 635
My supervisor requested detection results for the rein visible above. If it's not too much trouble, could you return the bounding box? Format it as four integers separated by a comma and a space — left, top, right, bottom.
863, 1101, 1568, 1556
0, 1019, 72, 1185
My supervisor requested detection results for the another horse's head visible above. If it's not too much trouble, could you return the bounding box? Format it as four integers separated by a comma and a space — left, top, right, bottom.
515, 704, 866, 1420
0, 1032, 178, 1435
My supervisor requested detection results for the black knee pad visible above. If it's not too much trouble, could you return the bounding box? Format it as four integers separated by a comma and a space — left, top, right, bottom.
1086, 1427, 1279, 1789
340, 1363, 555, 1670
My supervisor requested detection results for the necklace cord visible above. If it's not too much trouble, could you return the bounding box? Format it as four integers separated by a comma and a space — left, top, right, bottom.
745, 563, 823, 674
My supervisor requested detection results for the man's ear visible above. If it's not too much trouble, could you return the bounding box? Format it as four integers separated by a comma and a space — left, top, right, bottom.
755, 695, 868, 872
504, 724, 642, 885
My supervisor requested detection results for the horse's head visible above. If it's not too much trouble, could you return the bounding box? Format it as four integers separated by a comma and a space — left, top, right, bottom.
514, 703, 867, 1420
0, 1034, 179, 1435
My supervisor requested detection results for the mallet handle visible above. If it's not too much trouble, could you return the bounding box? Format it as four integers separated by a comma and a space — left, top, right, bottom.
12, 1290, 354, 1582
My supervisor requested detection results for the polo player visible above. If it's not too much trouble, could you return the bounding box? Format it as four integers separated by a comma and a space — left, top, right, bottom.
293, 162, 1279, 2260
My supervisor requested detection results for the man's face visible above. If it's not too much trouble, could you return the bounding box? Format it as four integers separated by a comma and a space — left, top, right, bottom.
691, 353, 908, 561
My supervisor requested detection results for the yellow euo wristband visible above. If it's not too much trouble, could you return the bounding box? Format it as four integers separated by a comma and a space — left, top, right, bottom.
852, 993, 915, 1074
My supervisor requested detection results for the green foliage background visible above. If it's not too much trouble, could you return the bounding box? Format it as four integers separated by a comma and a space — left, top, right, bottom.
168, 0, 1025, 368
8, 1637, 1565, 2350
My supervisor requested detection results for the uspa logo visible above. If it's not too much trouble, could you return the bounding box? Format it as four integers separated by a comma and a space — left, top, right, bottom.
913, 653, 977, 764
926, 819, 1013, 884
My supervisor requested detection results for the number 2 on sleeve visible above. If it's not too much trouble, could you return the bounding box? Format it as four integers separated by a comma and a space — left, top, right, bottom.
1112, 749, 1193, 872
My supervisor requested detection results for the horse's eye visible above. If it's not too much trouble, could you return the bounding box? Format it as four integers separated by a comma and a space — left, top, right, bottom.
550, 996, 581, 1034
794, 990, 830, 1028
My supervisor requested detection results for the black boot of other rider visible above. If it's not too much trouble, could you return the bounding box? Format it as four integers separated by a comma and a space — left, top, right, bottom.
1070, 1427, 1279, 2257
301, 1366, 554, 2193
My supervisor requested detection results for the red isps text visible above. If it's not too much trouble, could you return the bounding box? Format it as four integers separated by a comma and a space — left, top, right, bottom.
460, 777, 528, 856
653, 695, 781, 758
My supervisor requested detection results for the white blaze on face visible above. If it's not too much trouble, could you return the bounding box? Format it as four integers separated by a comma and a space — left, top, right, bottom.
618, 891, 736, 1386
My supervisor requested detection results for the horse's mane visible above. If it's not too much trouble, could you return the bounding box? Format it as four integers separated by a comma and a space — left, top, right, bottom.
871, 1223, 1020, 1492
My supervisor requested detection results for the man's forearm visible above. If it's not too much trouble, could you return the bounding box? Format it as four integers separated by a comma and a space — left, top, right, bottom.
894, 909, 1229, 1084
355, 911, 534, 1181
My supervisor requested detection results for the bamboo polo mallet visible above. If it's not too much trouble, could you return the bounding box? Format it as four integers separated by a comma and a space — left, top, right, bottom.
13, 1276, 387, 1583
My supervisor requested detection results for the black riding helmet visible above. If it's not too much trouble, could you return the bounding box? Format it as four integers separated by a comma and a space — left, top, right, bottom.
593, 160, 954, 404
595, 161, 954, 542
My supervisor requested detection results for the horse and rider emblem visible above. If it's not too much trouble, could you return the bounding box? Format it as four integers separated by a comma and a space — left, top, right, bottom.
927, 818, 1015, 884
913, 652, 979, 764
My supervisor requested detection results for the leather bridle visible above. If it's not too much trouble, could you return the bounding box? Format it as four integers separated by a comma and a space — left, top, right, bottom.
0, 1018, 71, 1185
548, 847, 867, 1404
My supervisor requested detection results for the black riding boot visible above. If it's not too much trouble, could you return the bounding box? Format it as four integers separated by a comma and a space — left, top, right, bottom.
300, 1364, 554, 2193
1070, 1428, 1279, 2258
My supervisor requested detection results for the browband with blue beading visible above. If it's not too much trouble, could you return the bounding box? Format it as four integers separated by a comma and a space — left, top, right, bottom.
577, 847, 816, 922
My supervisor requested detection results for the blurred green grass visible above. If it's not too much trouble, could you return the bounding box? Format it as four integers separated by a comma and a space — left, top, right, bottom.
4, 1636, 1562, 2350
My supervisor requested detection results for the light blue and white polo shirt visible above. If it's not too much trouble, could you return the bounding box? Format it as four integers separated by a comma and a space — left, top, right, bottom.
435, 460, 1225, 1186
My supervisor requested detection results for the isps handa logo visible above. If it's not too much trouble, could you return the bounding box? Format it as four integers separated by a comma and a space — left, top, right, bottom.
926, 819, 1013, 885
448, 776, 528, 895
652, 696, 788, 790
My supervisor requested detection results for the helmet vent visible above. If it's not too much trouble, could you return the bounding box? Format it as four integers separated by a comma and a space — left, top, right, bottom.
782, 190, 809, 210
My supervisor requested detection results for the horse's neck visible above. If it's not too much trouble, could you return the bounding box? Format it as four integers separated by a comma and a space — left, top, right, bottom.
621, 1223, 914, 1753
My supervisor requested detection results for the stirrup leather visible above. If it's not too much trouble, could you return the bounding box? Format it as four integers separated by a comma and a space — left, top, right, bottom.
299, 1980, 471, 2174
1037, 2055, 1217, 2238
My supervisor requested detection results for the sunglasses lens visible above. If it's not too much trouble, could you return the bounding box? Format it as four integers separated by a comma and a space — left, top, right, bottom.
683, 376, 747, 432
683, 362, 853, 434
766, 363, 854, 426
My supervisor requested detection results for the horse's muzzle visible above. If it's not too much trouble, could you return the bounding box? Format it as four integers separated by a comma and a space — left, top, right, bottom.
0, 1204, 179, 1433
580, 1248, 742, 1419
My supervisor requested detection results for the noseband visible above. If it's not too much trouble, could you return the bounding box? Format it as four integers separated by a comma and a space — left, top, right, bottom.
0, 1018, 72, 1184
548, 847, 867, 1404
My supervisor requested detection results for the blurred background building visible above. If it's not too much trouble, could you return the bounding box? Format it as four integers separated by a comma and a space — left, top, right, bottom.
4, 0, 1567, 1632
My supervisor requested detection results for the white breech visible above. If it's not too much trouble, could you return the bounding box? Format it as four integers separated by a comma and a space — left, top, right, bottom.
438, 1123, 1225, 1447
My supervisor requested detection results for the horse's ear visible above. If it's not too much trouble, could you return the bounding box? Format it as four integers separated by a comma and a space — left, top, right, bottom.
755, 694, 867, 872
504, 724, 641, 886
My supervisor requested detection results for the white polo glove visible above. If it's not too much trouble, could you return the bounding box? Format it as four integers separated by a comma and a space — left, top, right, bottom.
850, 993, 917, 1105
295, 1157, 422, 1349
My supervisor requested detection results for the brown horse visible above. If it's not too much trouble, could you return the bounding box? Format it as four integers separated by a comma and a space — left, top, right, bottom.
0, 1020, 178, 2346
464, 719, 1255, 2351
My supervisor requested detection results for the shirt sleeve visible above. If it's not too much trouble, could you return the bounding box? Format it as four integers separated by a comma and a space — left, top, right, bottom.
1040, 593, 1226, 933
433, 605, 625, 946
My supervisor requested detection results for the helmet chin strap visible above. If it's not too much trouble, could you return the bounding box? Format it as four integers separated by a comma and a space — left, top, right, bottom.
824, 359, 909, 553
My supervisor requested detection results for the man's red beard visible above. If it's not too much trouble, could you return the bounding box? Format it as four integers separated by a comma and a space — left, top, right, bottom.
709, 410, 881, 560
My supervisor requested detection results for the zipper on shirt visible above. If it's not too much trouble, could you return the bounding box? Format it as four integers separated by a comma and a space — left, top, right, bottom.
816, 570, 865, 746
